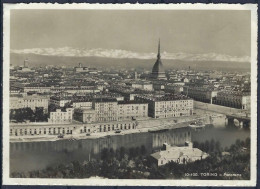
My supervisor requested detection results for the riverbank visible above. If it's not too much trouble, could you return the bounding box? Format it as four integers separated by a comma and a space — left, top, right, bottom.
10, 120, 192, 143
10, 108, 225, 143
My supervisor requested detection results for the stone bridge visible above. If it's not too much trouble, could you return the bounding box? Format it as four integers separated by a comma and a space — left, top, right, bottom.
225, 113, 251, 129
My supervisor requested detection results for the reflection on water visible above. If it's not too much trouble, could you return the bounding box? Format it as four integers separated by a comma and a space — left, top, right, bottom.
192, 127, 250, 148
10, 127, 249, 173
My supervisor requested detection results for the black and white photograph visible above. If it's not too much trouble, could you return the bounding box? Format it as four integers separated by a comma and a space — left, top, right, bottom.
2, 3, 257, 186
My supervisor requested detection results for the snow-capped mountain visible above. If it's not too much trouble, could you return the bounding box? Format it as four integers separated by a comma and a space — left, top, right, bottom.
11, 47, 250, 63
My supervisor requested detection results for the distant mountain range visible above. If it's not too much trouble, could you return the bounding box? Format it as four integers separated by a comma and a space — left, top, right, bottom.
10, 52, 250, 72
11, 47, 250, 63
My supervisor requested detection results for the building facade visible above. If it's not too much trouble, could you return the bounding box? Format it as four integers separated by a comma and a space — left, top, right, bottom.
72, 101, 93, 109
74, 63, 89, 73
93, 99, 118, 122
48, 108, 73, 124
150, 142, 209, 166
23, 86, 51, 93
214, 91, 251, 110
183, 86, 218, 104
50, 96, 71, 107
10, 95, 49, 113
10, 120, 138, 137
132, 82, 153, 91
137, 95, 193, 119
74, 108, 96, 123
117, 101, 148, 121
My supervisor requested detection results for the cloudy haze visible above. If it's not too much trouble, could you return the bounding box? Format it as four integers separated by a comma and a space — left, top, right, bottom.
11, 9, 251, 58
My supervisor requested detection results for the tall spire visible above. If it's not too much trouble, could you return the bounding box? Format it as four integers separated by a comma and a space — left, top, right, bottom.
24, 58, 28, 68
157, 38, 161, 59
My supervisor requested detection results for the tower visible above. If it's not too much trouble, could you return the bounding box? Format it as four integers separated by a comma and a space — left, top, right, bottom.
24, 58, 29, 68
134, 71, 138, 80
151, 39, 167, 80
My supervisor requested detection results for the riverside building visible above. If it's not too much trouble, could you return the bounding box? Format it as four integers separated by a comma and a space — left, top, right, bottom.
117, 101, 148, 121
150, 142, 209, 166
183, 86, 218, 104
73, 108, 96, 123
214, 91, 251, 110
48, 108, 73, 124
136, 94, 193, 118
93, 98, 118, 122
74, 99, 149, 123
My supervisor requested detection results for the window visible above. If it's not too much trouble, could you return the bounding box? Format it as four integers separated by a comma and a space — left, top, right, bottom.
161, 160, 163, 165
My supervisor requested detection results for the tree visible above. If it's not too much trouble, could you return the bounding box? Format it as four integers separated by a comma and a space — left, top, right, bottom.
204, 140, 210, 153
119, 147, 126, 160
135, 146, 140, 157
200, 142, 205, 152
235, 139, 241, 147
24, 107, 34, 121
35, 107, 44, 121
215, 141, 221, 152
48, 104, 57, 113
209, 139, 215, 152
129, 147, 135, 159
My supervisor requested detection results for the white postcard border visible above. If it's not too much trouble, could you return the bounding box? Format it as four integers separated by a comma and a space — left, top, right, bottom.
2, 3, 258, 186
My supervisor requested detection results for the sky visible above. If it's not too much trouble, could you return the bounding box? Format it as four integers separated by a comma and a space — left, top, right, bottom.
10, 9, 251, 57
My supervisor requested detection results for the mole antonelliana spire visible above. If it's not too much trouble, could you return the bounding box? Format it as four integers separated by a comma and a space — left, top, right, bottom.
157, 38, 161, 59
151, 39, 167, 80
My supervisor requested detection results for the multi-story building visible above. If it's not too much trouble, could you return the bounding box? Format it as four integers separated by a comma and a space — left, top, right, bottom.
73, 108, 96, 123
183, 86, 218, 104
165, 84, 184, 94
50, 96, 71, 107
64, 87, 100, 94
23, 85, 51, 93
10, 95, 49, 113
136, 94, 193, 119
48, 108, 73, 124
10, 120, 138, 137
214, 91, 251, 110
74, 63, 89, 73
17, 60, 34, 73
72, 100, 92, 109
131, 82, 153, 91
93, 98, 118, 122
117, 101, 148, 121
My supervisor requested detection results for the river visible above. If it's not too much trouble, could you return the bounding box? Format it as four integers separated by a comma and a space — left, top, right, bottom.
10, 126, 250, 173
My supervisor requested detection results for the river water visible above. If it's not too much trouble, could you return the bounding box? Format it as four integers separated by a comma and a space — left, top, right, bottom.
10, 126, 250, 173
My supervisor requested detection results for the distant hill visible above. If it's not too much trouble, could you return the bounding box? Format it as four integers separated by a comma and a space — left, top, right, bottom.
10, 53, 250, 72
